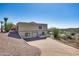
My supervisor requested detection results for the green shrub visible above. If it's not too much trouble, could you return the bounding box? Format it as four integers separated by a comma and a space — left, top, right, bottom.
48, 28, 60, 39
4, 23, 14, 32
71, 33, 75, 36
52, 28, 60, 39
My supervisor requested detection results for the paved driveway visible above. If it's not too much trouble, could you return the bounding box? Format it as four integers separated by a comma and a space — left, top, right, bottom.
0, 33, 41, 56
27, 38, 79, 56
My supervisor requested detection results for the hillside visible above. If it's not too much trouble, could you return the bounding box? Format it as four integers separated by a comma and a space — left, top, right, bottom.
60, 28, 79, 33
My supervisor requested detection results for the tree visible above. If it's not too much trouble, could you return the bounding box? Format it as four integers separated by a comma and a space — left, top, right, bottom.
48, 27, 60, 39
4, 17, 8, 32
4, 23, 14, 32
53, 28, 60, 39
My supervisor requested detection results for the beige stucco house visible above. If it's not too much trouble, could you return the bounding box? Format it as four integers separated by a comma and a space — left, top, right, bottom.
16, 22, 47, 39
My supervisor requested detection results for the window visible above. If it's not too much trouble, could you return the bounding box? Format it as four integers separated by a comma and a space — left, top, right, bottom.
25, 33, 30, 37
42, 32, 45, 35
39, 26, 42, 29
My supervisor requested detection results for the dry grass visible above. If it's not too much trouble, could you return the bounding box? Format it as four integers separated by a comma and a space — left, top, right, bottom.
0, 33, 41, 56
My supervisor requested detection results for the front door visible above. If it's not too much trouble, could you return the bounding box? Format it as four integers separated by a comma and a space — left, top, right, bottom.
32, 32, 37, 37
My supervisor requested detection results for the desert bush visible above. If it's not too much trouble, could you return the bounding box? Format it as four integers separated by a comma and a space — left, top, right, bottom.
59, 34, 67, 40
59, 33, 74, 40
71, 33, 75, 36
67, 36, 72, 39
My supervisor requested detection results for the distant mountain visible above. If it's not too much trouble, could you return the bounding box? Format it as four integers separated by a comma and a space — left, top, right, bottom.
60, 28, 79, 33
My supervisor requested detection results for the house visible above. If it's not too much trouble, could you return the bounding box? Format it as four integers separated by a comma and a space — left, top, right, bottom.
16, 22, 48, 39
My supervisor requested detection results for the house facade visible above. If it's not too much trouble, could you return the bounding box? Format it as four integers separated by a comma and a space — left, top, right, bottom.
16, 22, 47, 39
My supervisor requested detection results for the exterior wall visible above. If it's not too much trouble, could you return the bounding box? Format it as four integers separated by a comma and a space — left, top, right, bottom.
17, 22, 47, 31
17, 22, 47, 39
19, 31, 47, 39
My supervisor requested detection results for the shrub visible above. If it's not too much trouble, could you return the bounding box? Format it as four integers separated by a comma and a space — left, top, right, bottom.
3, 23, 14, 32
71, 33, 75, 36
52, 28, 60, 39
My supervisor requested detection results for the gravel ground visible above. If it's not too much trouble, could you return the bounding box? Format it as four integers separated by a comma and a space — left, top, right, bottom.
0, 33, 41, 56
27, 38, 79, 56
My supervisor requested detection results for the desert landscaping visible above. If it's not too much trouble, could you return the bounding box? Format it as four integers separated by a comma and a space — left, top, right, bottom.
0, 33, 79, 56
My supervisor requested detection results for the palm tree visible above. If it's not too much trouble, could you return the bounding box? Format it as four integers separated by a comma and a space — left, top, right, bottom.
0, 21, 3, 32
4, 17, 8, 32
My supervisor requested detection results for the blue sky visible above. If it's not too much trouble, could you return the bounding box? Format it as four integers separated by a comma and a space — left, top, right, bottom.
0, 3, 79, 28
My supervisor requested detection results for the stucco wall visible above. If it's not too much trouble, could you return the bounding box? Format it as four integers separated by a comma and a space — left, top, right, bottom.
17, 22, 47, 39
18, 30, 47, 39
17, 23, 47, 32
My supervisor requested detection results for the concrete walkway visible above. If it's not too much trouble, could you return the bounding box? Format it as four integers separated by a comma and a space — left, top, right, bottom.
27, 38, 79, 56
